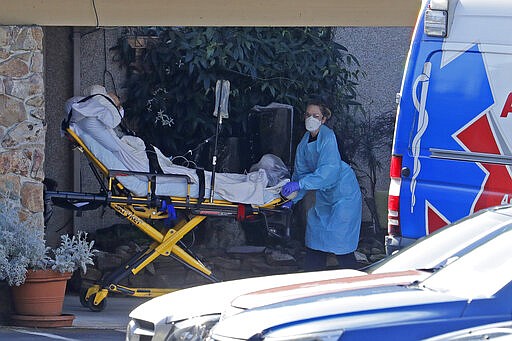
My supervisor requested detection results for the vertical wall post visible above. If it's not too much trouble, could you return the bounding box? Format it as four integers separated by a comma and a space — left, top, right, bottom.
72, 28, 81, 233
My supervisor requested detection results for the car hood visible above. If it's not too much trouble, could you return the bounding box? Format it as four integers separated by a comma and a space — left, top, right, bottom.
128, 268, 364, 324
211, 285, 468, 340
229, 270, 429, 312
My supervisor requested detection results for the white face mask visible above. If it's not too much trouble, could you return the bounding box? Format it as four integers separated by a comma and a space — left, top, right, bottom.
305, 116, 322, 132
119, 107, 125, 118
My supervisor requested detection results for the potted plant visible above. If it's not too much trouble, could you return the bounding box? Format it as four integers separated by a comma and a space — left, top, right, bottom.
0, 195, 96, 327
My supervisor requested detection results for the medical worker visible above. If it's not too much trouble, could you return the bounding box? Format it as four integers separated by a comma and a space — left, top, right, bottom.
281, 101, 362, 271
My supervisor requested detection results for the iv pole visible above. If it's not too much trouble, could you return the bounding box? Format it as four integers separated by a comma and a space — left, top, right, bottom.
210, 80, 230, 203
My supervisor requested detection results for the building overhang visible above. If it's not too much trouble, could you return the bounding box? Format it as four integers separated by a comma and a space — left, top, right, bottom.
0, 0, 420, 27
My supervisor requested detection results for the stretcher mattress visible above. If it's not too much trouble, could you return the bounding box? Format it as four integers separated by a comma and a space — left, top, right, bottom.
70, 123, 285, 205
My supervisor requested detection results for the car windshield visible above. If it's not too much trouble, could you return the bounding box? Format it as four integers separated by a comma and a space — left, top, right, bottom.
420, 229, 512, 298
369, 207, 512, 274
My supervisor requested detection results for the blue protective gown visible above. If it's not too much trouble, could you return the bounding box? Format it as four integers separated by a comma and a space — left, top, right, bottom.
292, 124, 362, 255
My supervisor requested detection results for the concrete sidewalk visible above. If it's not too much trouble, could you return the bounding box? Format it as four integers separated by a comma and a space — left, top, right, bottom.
63, 294, 150, 330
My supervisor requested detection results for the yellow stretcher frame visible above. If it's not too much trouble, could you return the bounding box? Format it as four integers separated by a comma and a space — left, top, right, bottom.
46, 127, 290, 312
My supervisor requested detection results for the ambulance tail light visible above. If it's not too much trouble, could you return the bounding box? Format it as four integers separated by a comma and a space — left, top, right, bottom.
390, 155, 402, 179
388, 155, 402, 236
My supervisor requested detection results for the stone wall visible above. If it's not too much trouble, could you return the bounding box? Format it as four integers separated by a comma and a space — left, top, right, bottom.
0, 26, 45, 228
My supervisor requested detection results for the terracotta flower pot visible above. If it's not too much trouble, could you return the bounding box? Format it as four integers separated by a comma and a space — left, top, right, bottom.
11, 269, 72, 316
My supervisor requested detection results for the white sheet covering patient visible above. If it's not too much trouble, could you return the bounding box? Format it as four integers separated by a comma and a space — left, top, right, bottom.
65, 86, 287, 205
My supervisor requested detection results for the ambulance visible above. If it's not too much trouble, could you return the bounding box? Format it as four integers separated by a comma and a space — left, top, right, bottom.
386, 0, 512, 254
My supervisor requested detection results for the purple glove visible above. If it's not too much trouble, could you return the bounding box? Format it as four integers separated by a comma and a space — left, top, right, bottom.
282, 201, 293, 209
281, 181, 300, 198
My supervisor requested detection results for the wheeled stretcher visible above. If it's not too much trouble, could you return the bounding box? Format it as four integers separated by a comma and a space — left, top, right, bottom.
45, 122, 292, 312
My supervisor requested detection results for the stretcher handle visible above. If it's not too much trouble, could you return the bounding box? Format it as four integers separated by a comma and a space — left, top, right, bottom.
108, 169, 193, 184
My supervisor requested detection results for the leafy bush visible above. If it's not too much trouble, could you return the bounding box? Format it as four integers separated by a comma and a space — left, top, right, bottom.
113, 27, 362, 162
0, 195, 97, 286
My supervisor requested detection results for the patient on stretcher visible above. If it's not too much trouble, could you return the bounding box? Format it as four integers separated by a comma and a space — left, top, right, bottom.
64, 86, 289, 205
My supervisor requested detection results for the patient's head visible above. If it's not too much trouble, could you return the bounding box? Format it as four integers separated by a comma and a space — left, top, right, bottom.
84, 85, 124, 118
85, 85, 119, 105
85, 84, 107, 96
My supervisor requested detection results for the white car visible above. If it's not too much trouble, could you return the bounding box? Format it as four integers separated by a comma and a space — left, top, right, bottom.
126, 205, 512, 341
126, 268, 364, 340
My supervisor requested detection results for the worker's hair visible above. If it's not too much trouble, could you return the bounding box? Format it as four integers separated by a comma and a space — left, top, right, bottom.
306, 99, 332, 120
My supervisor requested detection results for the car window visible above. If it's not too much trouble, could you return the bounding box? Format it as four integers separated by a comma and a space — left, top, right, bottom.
420, 229, 512, 298
370, 209, 512, 274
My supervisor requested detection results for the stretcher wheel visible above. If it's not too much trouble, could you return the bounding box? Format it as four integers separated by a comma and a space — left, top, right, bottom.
87, 293, 107, 312
79, 288, 89, 307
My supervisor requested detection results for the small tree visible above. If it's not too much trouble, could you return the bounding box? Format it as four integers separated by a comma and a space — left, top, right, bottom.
352, 106, 395, 230
113, 27, 362, 162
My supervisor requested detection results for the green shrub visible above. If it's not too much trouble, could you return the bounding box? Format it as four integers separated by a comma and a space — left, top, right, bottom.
113, 27, 362, 161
